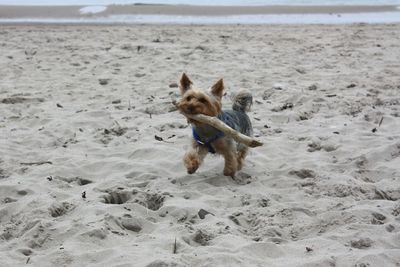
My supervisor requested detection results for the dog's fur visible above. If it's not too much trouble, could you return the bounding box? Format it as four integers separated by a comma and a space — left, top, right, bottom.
176, 73, 253, 177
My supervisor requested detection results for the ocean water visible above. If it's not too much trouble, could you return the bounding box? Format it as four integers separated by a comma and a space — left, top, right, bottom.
2, 12, 400, 24
1, 0, 400, 5
1, 0, 399, 24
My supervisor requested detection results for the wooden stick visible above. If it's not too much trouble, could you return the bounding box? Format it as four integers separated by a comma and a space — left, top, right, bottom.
378, 116, 384, 127
20, 161, 52, 166
183, 113, 263, 148
173, 237, 177, 254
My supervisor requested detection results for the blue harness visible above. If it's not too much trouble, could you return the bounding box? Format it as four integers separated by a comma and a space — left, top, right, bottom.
192, 127, 224, 154
192, 112, 236, 154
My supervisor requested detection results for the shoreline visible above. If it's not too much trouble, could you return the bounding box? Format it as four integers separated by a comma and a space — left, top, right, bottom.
0, 4, 400, 25
1, 14, 400, 25
0, 4, 399, 18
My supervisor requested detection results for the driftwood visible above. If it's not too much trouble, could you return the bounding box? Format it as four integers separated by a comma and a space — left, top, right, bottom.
20, 161, 52, 166
183, 113, 263, 148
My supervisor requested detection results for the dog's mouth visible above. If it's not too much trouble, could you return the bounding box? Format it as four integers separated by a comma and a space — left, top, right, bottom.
176, 102, 199, 115
183, 106, 198, 115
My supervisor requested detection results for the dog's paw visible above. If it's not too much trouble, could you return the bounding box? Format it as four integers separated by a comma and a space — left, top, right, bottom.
223, 168, 236, 178
187, 165, 198, 174
184, 153, 200, 174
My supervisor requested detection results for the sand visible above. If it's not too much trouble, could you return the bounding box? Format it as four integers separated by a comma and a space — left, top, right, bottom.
0, 23, 400, 266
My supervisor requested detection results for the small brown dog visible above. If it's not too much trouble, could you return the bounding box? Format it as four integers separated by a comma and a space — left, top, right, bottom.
176, 73, 253, 177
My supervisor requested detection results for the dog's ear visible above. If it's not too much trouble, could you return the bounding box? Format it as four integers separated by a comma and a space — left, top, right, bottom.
180, 73, 193, 95
211, 78, 224, 99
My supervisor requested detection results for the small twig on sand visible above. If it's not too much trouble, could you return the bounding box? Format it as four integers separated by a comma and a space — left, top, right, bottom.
374, 188, 393, 201
154, 135, 173, 143
182, 113, 263, 148
20, 161, 52, 166
173, 237, 177, 254
378, 116, 384, 127
306, 247, 313, 252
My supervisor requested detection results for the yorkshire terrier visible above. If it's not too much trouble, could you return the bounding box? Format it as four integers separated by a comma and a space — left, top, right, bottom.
176, 73, 253, 177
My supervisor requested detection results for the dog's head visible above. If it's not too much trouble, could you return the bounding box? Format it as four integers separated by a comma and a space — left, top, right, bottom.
176, 73, 224, 117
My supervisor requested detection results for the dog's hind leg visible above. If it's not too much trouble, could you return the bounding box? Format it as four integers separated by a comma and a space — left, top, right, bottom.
222, 150, 238, 178
237, 145, 249, 171
213, 139, 238, 178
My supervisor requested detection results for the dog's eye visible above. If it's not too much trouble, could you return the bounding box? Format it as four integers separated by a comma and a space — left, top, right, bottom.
186, 96, 192, 101
199, 98, 207, 103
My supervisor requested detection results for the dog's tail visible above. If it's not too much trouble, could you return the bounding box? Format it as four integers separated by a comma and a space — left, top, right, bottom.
232, 90, 253, 113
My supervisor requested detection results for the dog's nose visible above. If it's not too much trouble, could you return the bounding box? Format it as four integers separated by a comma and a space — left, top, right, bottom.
187, 106, 194, 113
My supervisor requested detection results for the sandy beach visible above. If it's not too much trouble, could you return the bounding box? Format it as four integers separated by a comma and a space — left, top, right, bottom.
1, 23, 400, 266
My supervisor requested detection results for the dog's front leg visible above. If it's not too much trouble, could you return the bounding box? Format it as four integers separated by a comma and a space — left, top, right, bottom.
183, 140, 208, 174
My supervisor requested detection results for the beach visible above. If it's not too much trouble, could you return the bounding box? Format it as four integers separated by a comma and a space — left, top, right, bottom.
1, 21, 400, 266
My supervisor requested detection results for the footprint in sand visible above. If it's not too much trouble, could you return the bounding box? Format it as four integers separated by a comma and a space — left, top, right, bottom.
0, 186, 31, 204
102, 214, 155, 236
182, 229, 213, 247
100, 188, 165, 210
308, 140, 338, 152
101, 190, 132, 204
289, 169, 316, 179
53, 176, 93, 186
49, 201, 74, 217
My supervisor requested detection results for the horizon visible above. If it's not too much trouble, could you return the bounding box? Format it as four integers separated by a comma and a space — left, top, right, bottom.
1, 0, 400, 6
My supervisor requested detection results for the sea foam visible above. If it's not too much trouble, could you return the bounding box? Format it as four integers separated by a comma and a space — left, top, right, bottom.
79, 6, 107, 14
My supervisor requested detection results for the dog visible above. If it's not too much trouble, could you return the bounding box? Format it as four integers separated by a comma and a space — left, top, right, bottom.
176, 73, 253, 177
